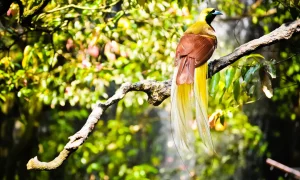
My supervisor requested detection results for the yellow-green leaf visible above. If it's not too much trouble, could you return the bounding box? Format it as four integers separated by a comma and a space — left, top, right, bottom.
233, 79, 240, 102
209, 72, 220, 97
225, 67, 236, 89
22, 46, 32, 68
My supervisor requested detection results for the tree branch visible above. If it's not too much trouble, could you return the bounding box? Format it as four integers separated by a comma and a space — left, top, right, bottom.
208, 19, 300, 77
27, 19, 300, 170
266, 158, 300, 179
27, 80, 171, 170
27, 149, 74, 170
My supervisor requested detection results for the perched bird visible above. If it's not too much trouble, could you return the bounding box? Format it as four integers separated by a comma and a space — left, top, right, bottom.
171, 8, 222, 152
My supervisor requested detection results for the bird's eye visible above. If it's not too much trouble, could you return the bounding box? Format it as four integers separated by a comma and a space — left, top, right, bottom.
211, 9, 215, 13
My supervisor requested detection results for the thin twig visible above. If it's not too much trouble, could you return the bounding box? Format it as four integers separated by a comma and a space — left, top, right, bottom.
274, 53, 300, 65
266, 158, 300, 179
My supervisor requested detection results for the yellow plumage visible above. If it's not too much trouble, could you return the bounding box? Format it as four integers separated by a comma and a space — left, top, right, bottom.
171, 63, 213, 151
171, 67, 193, 148
194, 63, 214, 151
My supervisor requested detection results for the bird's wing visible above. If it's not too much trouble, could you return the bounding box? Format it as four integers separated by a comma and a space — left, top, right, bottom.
175, 34, 216, 85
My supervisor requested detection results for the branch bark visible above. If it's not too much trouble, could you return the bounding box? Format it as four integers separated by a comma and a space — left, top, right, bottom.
27, 19, 300, 170
266, 158, 300, 179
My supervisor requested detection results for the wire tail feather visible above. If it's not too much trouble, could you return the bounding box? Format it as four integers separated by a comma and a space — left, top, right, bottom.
194, 62, 214, 153
171, 67, 193, 149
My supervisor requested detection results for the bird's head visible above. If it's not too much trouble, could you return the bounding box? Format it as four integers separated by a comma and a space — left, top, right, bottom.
199, 8, 222, 25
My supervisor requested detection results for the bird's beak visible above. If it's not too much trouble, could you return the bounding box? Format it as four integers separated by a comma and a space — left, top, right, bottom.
212, 10, 222, 15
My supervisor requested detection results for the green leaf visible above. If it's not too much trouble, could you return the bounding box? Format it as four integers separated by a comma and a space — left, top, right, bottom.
248, 85, 255, 95
244, 64, 261, 83
233, 79, 240, 102
245, 53, 265, 60
264, 62, 276, 79
209, 72, 220, 97
225, 67, 236, 89
219, 88, 226, 104
22, 46, 33, 68
220, 115, 225, 126
0, 93, 6, 101
113, 11, 125, 23
187, 0, 193, 10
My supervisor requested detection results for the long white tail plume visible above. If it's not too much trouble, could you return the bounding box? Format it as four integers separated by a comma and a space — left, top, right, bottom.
194, 62, 214, 152
171, 67, 193, 148
171, 63, 214, 152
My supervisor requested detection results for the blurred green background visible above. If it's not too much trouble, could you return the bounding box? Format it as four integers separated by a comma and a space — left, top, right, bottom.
0, 0, 299, 179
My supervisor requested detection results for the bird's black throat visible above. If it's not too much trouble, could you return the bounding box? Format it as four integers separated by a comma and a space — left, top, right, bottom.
205, 14, 216, 25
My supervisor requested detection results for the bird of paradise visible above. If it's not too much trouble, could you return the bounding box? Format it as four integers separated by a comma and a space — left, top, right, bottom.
171, 8, 222, 152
